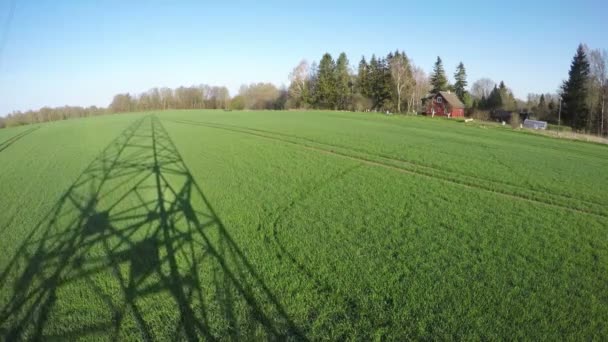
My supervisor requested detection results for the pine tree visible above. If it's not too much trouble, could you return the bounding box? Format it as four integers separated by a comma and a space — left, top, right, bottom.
335, 52, 351, 110
315, 53, 337, 109
368, 56, 393, 110
539, 94, 546, 107
357, 56, 368, 97
430, 56, 448, 93
497, 81, 516, 111
562, 44, 591, 130
487, 85, 502, 109
453, 62, 468, 102
368, 54, 379, 97
537, 94, 547, 118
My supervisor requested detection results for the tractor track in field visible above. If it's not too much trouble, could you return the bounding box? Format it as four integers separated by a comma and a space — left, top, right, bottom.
166, 119, 605, 206
0, 126, 40, 153
164, 118, 608, 219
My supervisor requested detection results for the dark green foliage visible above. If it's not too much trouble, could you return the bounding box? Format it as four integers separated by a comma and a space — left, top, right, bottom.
430, 56, 449, 93
357, 56, 368, 96
562, 44, 591, 130
535, 94, 548, 118
486, 86, 502, 109
335, 53, 352, 110
454, 62, 468, 102
482, 81, 517, 111
315, 53, 337, 109
366, 55, 393, 110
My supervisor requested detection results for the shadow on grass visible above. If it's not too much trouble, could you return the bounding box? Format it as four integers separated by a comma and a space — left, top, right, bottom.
0, 116, 304, 340
0, 127, 40, 153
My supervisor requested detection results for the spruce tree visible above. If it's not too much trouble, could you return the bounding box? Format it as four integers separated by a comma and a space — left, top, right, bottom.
497, 81, 516, 111
357, 56, 368, 97
368, 56, 392, 110
561, 44, 591, 130
316, 53, 337, 109
335, 52, 351, 110
539, 94, 546, 107
487, 85, 502, 109
430, 56, 448, 93
453, 62, 468, 102
537, 94, 547, 118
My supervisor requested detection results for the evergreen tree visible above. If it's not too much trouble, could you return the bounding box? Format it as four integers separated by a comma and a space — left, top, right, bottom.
547, 98, 556, 122
367, 55, 393, 110
335, 52, 351, 110
537, 94, 547, 117
479, 95, 487, 110
487, 85, 502, 109
430, 56, 449, 93
315, 53, 337, 109
497, 81, 517, 111
368, 54, 379, 97
539, 93, 546, 107
453, 62, 468, 102
357, 56, 369, 97
561, 44, 591, 130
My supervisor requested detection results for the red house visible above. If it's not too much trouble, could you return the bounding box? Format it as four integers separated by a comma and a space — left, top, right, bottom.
425, 91, 465, 118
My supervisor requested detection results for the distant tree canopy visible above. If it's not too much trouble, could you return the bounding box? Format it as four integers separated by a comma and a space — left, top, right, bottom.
1, 106, 107, 128
286, 50, 426, 113
237, 83, 286, 110
3, 43, 607, 136
108, 85, 232, 113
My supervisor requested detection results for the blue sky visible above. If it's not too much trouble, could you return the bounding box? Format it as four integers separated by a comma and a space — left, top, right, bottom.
1, 0, 607, 114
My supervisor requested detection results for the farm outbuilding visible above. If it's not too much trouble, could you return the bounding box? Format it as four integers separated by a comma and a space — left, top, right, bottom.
490, 110, 533, 123
424, 91, 465, 118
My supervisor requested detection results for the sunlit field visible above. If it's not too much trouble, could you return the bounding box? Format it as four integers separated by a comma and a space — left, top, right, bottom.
1, 110, 606, 340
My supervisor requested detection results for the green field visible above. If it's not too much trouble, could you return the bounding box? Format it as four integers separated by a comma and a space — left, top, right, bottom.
0, 110, 607, 340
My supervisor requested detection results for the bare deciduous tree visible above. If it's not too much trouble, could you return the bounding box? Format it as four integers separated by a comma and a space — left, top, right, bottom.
471, 78, 496, 99
239, 83, 282, 110
287, 60, 310, 108
410, 65, 430, 113
589, 49, 607, 135
389, 52, 413, 113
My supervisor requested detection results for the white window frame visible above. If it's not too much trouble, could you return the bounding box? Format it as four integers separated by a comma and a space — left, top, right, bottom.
436, 96, 443, 103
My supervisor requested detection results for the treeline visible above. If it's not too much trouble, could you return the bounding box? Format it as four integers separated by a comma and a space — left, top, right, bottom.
109, 85, 231, 113
2, 44, 606, 135
109, 83, 290, 113
0, 106, 107, 128
286, 51, 433, 113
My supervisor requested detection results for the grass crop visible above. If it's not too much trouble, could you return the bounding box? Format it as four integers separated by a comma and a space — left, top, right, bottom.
0, 110, 607, 340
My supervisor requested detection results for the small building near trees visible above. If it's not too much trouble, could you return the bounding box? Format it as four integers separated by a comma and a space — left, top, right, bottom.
424, 91, 465, 118
490, 110, 533, 123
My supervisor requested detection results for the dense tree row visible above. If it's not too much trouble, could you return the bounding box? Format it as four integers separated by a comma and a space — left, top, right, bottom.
2, 44, 607, 136
110, 85, 231, 113
0, 106, 106, 128
287, 51, 435, 113
230, 83, 287, 110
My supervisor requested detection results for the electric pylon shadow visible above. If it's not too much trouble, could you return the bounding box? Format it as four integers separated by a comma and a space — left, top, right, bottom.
0, 116, 303, 341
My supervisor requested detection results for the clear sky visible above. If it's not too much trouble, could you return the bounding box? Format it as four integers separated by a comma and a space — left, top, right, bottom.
1, 0, 607, 115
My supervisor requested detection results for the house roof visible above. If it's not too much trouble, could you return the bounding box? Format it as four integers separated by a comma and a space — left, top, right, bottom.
438, 91, 465, 109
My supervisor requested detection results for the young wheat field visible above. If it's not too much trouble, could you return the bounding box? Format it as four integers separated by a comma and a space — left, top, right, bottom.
0, 110, 607, 340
